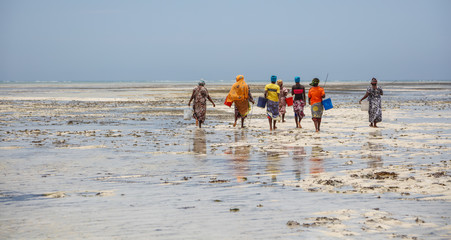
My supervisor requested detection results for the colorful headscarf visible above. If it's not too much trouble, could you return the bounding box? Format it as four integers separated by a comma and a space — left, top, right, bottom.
198, 80, 205, 86
309, 78, 320, 86
226, 75, 249, 102
295, 76, 300, 83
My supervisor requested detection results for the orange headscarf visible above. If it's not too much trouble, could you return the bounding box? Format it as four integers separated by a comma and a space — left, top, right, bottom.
226, 75, 249, 103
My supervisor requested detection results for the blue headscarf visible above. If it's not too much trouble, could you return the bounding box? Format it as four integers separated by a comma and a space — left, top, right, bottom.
295, 76, 300, 83
271, 75, 277, 83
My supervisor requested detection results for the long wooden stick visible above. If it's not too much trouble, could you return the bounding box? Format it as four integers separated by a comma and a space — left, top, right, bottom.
323, 73, 329, 88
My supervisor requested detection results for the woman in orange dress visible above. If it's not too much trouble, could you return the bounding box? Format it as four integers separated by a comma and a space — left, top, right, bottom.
226, 75, 254, 128
307, 78, 325, 132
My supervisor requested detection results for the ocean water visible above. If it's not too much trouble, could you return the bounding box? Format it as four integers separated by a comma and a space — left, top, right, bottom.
1, 78, 450, 85
0, 81, 450, 239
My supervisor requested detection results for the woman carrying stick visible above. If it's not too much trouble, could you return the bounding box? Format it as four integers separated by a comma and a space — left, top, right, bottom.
308, 78, 325, 132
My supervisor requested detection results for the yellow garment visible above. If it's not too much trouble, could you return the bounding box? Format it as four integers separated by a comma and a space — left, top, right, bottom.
265, 83, 280, 102
226, 75, 249, 103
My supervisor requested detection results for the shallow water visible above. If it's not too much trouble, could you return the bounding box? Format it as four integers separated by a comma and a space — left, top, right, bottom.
1, 82, 450, 239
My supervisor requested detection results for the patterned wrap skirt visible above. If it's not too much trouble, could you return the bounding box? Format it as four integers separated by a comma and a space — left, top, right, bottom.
368, 98, 382, 123
310, 102, 324, 118
266, 100, 279, 119
279, 97, 287, 114
193, 102, 207, 123
293, 100, 305, 118
234, 99, 251, 119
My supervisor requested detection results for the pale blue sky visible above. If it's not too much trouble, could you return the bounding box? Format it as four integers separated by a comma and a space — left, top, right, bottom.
1, 0, 450, 82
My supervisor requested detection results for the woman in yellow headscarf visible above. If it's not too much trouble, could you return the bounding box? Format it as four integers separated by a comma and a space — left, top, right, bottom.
226, 75, 255, 128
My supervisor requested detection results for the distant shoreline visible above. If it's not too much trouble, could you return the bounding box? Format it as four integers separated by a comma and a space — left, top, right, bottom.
1, 80, 449, 103
1, 79, 450, 86
1, 80, 450, 92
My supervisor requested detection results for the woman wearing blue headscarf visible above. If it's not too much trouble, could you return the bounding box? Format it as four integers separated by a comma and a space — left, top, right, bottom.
265, 75, 280, 131
292, 76, 306, 128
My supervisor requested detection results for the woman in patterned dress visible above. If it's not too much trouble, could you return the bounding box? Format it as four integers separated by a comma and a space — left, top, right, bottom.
292, 76, 306, 128
360, 78, 383, 128
188, 80, 215, 128
277, 79, 289, 122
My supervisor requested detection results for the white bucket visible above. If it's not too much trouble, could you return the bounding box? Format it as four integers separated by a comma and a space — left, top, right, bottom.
184, 108, 193, 120
360, 101, 369, 111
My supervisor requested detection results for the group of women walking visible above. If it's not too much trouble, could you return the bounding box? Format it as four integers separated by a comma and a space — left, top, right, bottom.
263, 75, 325, 132
188, 75, 383, 131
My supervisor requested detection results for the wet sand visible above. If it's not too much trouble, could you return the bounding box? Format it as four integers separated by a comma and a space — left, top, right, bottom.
0, 81, 450, 239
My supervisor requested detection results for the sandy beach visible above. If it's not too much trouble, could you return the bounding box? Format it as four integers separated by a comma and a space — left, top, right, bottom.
0, 81, 450, 239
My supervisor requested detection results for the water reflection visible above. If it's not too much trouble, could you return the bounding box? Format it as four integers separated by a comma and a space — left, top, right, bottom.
362, 130, 383, 168
369, 130, 383, 139
265, 151, 282, 182
310, 145, 324, 174
292, 146, 306, 180
191, 129, 207, 158
226, 131, 251, 182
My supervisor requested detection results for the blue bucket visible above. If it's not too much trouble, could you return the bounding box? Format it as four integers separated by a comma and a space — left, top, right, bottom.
257, 96, 267, 108
322, 98, 333, 110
